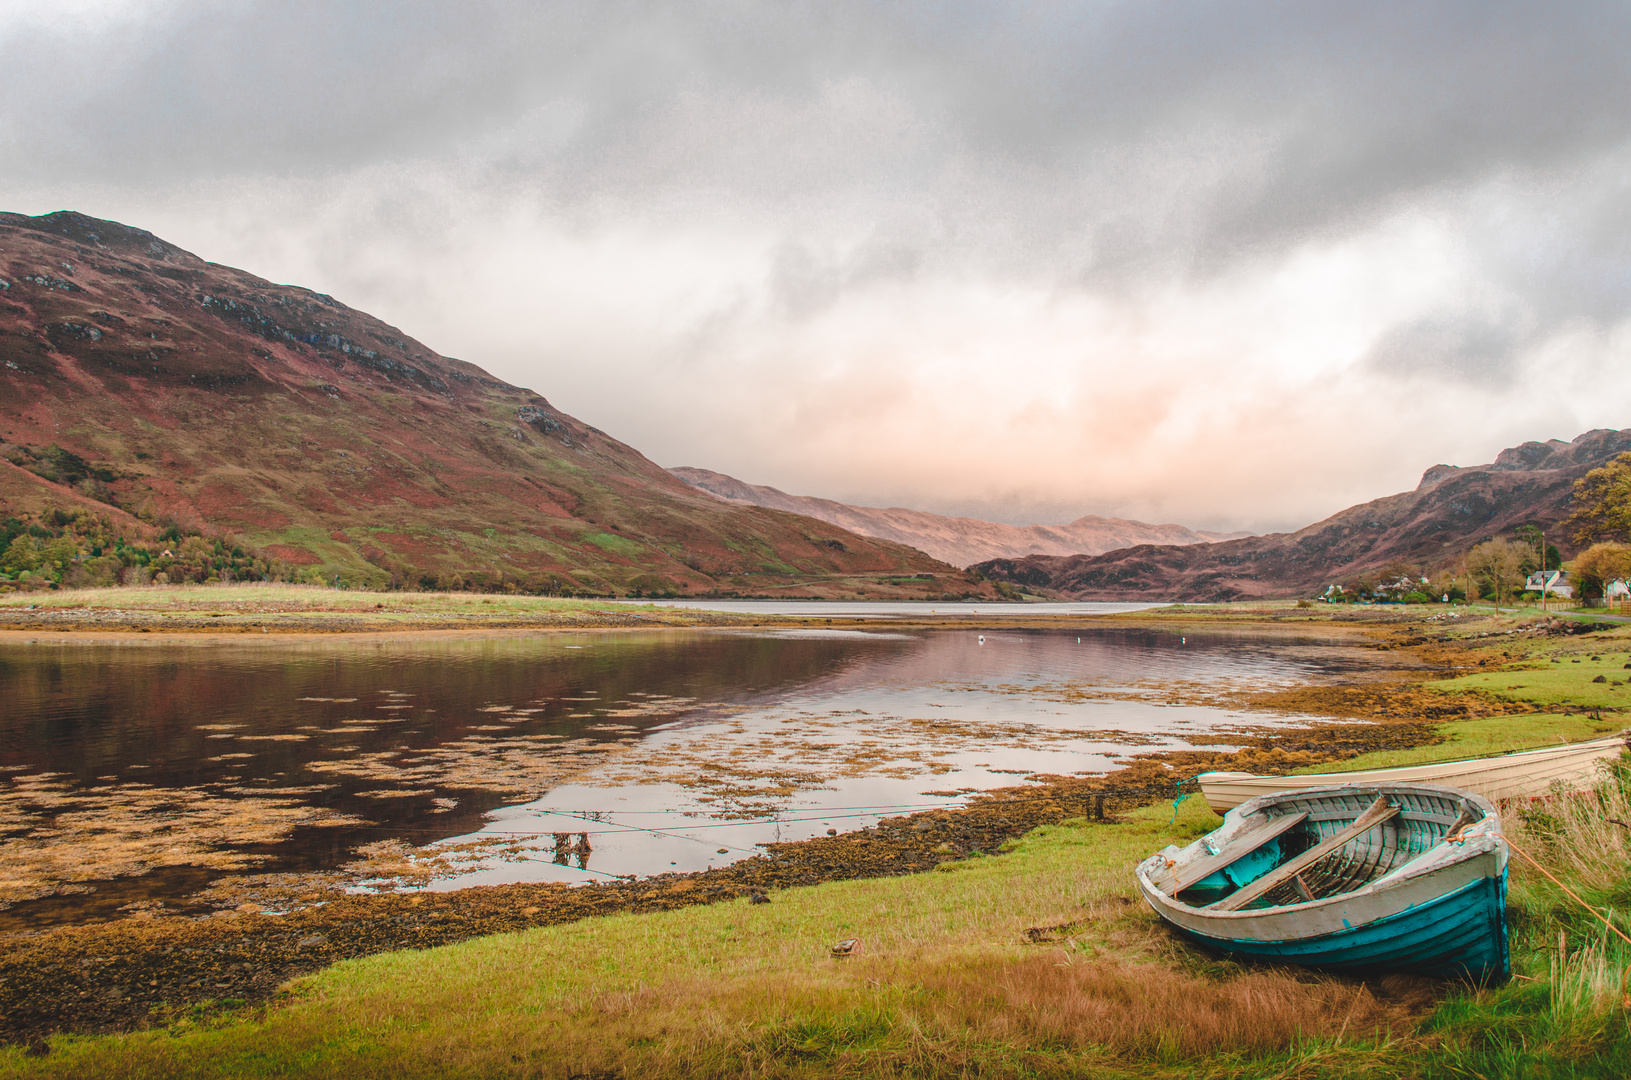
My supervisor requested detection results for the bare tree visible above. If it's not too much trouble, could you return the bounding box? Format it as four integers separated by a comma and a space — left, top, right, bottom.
1466, 539, 1524, 613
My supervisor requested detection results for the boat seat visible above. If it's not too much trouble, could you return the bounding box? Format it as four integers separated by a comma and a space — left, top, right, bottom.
1157, 812, 1309, 896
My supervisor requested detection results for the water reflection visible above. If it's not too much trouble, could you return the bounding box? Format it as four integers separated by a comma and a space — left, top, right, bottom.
0, 626, 1382, 922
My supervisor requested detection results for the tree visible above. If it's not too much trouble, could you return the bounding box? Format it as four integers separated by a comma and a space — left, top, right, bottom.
1570, 543, 1631, 605
1428, 569, 1465, 602
0, 534, 40, 575
1563, 451, 1631, 545
1514, 524, 1542, 576
1466, 539, 1524, 612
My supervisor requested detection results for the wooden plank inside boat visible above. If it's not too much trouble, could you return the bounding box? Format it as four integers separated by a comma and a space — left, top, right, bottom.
1207, 795, 1400, 912
1159, 812, 1309, 896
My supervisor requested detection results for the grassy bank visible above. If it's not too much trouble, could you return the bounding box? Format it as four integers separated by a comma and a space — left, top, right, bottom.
0, 800, 1397, 1079
6, 786, 1630, 1079
0, 583, 763, 632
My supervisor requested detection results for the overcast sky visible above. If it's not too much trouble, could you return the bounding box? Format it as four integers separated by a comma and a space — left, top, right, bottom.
5, 1, 1630, 532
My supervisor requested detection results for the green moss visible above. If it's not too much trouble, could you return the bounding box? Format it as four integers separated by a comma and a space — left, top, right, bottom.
1431, 646, 1631, 711
582, 531, 645, 557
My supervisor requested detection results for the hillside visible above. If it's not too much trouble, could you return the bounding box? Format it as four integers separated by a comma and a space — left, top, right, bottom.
973, 429, 1631, 602
0, 211, 995, 598
669, 466, 1246, 568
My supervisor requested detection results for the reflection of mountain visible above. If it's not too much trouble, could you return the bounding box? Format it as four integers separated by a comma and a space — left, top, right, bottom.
670, 466, 1248, 568
0, 211, 990, 599
974, 429, 1631, 602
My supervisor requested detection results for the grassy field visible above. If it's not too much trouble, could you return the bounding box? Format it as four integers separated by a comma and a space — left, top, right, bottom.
0, 800, 1392, 1079
0, 583, 753, 630
0, 583, 637, 613
1291, 713, 1617, 774
5, 789, 1629, 1079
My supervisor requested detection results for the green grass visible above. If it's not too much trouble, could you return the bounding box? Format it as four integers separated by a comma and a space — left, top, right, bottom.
0, 801, 1226, 1078
12, 781, 1631, 1079
1433, 648, 1631, 712
1293, 713, 1617, 773
582, 531, 648, 557
0, 583, 749, 627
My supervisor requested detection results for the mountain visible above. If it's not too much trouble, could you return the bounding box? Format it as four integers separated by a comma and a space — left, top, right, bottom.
0, 211, 997, 599
973, 429, 1631, 602
669, 466, 1247, 569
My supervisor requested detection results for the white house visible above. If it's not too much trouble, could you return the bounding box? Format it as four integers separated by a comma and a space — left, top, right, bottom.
1525, 570, 1572, 598
1607, 579, 1630, 601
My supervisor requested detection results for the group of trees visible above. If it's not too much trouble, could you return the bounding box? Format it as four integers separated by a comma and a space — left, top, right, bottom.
0, 507, 672, 597
0, 510, 281, 591
1334, 451, 1631, 609
1560, 451, 1631, 606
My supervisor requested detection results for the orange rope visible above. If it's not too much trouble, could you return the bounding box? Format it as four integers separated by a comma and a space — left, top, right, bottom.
1504, 834, 1631, 949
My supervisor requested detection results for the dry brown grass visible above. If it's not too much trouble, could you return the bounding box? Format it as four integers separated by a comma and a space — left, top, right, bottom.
914, 954, 1429, 1060
503, 948, 1435, 1079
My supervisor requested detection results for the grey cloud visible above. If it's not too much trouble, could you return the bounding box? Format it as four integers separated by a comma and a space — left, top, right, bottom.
1364, 312, 1526, 384
7, 2, 1631, 349
770, 232, 924, 319
10, 4, 1631, 209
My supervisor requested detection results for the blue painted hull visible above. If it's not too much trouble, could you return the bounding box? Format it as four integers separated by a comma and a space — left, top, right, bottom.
1170, 870, 1509, 980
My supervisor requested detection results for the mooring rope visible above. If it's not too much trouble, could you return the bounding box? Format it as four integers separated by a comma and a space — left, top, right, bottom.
1504, 834, 1631, 949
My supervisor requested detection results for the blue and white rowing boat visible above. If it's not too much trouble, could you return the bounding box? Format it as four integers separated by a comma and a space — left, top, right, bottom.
1135, 783, 1508, 979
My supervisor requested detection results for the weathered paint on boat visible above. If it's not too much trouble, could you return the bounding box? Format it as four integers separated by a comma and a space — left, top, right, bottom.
1136, 783, 1509, 979
1165, 870, 1508, 980
1196, 733, 1627, 814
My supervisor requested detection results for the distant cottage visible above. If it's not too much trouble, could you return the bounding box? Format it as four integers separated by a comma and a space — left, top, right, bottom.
1525, 570, 1572, 598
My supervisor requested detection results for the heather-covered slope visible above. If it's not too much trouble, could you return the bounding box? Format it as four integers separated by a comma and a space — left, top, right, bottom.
974, 429, 1631, 602
0, 211, 993, 597
670, 466, 1246, 569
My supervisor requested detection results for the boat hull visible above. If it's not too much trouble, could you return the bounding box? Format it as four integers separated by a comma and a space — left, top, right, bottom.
1197, 734, 1627, 814
1164, 867, 1509, 980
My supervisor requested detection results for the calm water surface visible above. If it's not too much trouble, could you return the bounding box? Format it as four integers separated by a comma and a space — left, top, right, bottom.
0, 627, 1379, 924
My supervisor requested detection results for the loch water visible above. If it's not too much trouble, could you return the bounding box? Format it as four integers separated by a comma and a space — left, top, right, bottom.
0, 626, 1385, 925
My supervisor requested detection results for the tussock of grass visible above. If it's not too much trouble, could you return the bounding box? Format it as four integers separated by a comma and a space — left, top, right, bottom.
1409, 767, 1631, 1079
901, 953, 1422, 1060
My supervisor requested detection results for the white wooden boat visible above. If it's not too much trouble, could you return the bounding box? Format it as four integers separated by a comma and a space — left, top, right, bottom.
1196, 732, 1628, 814
1136, 783, 1508, 978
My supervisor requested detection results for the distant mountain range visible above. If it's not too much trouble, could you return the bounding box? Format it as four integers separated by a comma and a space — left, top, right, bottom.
973, 429, 1631, 602
669, 467, 1248, 569
0, 211, 994, 599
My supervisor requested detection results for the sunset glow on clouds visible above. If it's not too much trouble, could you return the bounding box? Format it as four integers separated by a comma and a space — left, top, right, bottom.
5, 2, 1631, 532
